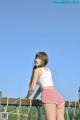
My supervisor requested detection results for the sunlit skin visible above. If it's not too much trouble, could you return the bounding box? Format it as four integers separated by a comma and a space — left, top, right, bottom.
26, 53, 65, 120
26, 57, 43, 98
35, 58, 49, 71
35, 58, 42, 66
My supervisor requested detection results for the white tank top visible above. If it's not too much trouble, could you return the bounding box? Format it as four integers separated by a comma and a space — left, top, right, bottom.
37, 68, 53, 90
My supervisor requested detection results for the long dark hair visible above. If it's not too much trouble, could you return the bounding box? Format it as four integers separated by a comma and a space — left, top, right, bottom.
29, 52, 48, 86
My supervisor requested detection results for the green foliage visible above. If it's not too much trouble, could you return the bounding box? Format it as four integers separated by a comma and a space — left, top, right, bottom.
0, 106, 80, 120
64, 108, 70, 120
74, 108, 80, 120
65, 107, 80, 120
8, 114, 18, 120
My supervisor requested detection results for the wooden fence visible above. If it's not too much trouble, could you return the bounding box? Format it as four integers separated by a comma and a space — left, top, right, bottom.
0, 97, 80, 120
0, 97, 80, 107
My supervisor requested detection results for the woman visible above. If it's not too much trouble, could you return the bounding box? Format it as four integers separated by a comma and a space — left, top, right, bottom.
26, 52, 65, 120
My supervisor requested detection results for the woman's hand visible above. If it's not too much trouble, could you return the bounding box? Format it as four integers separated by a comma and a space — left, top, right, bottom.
25, 89, 34, 99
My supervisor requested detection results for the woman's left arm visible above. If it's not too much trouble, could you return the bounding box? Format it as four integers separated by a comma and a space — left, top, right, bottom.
26, 69, 39, 98
33, 87, 41, 99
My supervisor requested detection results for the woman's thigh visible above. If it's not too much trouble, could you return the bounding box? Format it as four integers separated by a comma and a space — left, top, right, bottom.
57, 104, 65, 120
43, 103, 57, 120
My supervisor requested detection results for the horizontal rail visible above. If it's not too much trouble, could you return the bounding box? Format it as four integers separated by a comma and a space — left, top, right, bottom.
0, 97, 80, 107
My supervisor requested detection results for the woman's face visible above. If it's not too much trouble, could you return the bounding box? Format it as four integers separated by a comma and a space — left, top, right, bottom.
35, 57, 42, 66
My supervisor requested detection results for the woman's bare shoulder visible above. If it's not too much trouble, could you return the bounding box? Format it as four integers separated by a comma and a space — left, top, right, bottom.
34, 68, 42, 75
34, 68, 42, 72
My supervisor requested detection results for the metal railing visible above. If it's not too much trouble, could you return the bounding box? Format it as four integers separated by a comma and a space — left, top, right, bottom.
0, 96, 80, 120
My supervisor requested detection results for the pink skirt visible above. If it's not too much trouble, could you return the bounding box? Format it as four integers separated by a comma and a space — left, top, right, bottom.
41, 87, 65, 108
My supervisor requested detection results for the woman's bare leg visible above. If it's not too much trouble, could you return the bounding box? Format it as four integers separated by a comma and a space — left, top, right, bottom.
57, 103, 65, 120
43, 103, 57, 120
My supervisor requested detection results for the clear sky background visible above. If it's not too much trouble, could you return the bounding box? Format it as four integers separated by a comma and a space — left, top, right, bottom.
0, 0, 80, 101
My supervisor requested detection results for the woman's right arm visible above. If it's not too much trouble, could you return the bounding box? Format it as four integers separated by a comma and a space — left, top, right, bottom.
26, 69, 40, 98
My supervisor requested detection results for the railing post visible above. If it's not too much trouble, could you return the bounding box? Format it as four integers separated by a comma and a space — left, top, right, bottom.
36, 100, 42, 120
0, 91, 2, 120
0, 91, 2, 111
78, 86, 80, 103
36, 106, 40, 120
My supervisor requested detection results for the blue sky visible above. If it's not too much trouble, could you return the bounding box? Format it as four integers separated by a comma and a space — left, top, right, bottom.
0, 0, 80, 101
